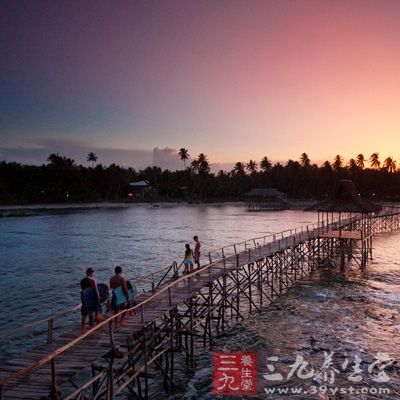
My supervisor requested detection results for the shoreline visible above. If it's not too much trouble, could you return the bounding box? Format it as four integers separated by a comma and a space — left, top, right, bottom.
0, 200, 247, 217
1, 199, 392, 218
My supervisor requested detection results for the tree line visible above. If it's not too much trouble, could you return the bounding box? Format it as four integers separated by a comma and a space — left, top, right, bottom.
0, 151, 400, 204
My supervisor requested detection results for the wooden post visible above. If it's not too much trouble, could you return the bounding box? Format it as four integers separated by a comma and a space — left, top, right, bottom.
140, 305, 145, 324
248, 264, 252, 313
164, 349, 169, 390
223, 256, 226, 275
143, 332, 149, 400
222, 273, 226, 331
108, 320, 116, 350
170, 310, 174, 382
257, 260, 263, 307
106, 358, 114, 400
270, 258, 274, 297
236, 267, 240, 320
49, 358, 59, 400
190, 297, 194, 367
91, 364, 98, 397
47, 319, 53, 345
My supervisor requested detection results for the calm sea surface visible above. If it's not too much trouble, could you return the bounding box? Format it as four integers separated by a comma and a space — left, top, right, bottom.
1, 204, 400, 399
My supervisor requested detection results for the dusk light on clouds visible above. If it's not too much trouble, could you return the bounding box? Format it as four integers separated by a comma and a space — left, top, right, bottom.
1, 0, 400, 168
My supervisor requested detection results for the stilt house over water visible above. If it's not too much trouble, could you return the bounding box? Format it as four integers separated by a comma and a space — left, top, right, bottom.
306, 179, 382, 269
245, 187, 287, 211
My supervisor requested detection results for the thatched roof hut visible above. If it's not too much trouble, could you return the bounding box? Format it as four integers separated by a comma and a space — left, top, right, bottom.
306, 180, 382, 214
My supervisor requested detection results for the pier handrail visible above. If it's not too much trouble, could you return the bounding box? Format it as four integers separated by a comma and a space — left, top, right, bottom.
205, 214, 354, 263
0, 304, 81, 341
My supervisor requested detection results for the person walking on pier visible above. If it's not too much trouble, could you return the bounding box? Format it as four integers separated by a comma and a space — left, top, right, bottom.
110, 266, 129, 328
193, 235, 201, 269
80, 267, 104, 333
183, 244, 194, 274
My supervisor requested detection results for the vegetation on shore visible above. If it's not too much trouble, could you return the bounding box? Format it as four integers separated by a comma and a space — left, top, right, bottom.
1, 151, 400, 205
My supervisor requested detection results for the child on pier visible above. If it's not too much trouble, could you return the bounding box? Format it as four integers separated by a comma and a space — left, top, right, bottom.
184, 244, 194, 274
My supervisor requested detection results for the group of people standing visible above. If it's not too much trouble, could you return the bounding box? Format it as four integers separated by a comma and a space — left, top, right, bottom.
80, 266, 135, 333
79, 235, 202, 333
183, 235, 201, 274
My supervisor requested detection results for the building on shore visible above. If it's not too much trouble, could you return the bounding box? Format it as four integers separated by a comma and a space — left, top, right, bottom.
244, 188, 287, 211
127, 180, 154, 198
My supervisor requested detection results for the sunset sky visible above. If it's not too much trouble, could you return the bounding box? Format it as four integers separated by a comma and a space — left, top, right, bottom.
1, 0, 400, 169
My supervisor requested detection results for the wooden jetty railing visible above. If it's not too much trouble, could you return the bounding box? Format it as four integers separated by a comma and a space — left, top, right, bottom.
1, 208, 400, 399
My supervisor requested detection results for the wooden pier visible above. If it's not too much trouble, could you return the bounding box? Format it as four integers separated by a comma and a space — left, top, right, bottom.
1, 206, 400, 399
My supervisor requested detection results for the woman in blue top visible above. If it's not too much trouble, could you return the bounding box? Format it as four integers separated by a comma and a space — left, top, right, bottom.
184, 243, 194, 274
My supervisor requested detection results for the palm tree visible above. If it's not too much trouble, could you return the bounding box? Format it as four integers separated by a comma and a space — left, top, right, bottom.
348, 158, 358, 172
300, 152, 311, 168
178, 148, 189, 169
87, 152, 98, 168
356, 154, 365, 169
332, 155, 343, 171
383, 156, 396, 173
260, 157, 272, 172
322, 160, 332, 171
369, 152, 380, 169
232, 162, 245, 175
197, 153, 210, 174
246, 160, 258, 174
46, 153, 76, 200
47, 153, 61, 164
217, 169, 225, 177
47, 153, 75, 168
190, 159, 200, 173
